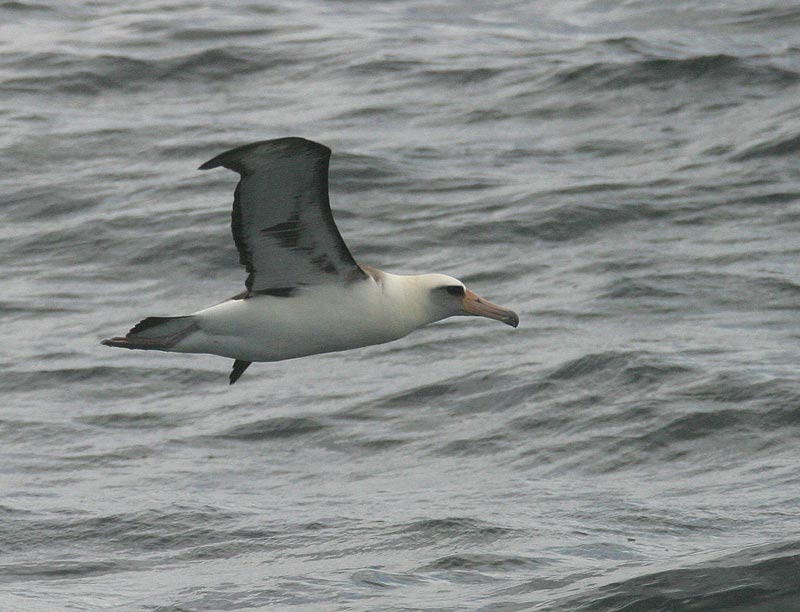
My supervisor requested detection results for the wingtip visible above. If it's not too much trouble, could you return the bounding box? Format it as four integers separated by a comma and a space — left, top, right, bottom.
198, 137, 331, 174
198, 148, 241, 173
197, 159, 219, 171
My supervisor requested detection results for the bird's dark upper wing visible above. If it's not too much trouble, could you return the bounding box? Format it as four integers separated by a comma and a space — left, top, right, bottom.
199, 137, 366, 294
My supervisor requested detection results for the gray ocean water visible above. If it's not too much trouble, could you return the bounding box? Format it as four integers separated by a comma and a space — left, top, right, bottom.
2, 1, 800, 610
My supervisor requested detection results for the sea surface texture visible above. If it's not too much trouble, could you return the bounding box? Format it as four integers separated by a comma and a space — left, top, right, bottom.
2, 1, 799, 611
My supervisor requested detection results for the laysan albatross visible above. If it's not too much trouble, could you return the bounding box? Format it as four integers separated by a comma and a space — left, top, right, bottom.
102, 137, 519, 384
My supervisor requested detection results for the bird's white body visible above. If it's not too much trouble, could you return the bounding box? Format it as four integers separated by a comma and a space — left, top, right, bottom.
176, 272, 451, 362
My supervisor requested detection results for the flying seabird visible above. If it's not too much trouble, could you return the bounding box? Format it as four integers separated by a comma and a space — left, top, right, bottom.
102, 137, 519, 384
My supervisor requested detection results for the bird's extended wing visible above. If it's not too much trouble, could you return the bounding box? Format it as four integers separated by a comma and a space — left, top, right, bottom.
199, 137, 366, 295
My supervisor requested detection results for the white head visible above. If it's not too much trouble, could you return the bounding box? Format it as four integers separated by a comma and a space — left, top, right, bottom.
406, 273, 519, 328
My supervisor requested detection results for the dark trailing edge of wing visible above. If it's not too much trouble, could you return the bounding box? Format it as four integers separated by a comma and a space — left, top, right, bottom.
231, 181, 255, 290
198, 137, 367, 294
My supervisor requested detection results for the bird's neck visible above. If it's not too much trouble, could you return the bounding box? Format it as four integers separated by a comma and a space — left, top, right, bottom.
377, 271, 446, 334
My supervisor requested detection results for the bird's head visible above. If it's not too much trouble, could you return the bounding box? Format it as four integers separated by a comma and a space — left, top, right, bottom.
417, 274, 519, 328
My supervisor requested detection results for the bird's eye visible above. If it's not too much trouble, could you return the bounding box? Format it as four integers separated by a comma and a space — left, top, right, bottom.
445, 285, 465, 296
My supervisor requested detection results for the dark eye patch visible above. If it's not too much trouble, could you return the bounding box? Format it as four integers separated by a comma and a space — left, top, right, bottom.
445, 285, 465, 296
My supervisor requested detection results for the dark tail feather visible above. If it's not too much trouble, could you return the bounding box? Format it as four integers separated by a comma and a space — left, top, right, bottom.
229, 359, 252, 385
101, 316, 197, 351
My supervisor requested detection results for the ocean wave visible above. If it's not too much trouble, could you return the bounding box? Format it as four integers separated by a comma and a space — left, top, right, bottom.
0, 1, 52, 12
598, 273, 800, 312
730, 5, 800, 28
732, 132, 800, 161
79, 411, 185, 430
1, 47, 294, 96
552, 53, 799, 92
214, 416, 327, 441
0, 504, 265, 562
419, 552, 545, 572
556, 540, 800, 612
442, 200, 669, 245
492, 350, 800, 474
394, 517, 516, 544
3, 365, 220, 394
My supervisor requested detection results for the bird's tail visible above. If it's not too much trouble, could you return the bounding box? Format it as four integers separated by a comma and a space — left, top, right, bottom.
101, 316, 199, 352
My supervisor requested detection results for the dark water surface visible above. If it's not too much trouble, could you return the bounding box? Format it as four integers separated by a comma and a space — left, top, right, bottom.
2, 1, 800, 610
